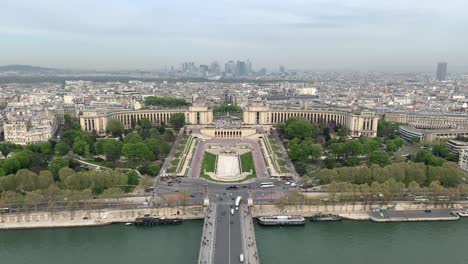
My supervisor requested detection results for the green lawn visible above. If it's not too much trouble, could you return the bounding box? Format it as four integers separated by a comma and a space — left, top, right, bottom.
240, 152, 256, 177
201, 152, 217, 174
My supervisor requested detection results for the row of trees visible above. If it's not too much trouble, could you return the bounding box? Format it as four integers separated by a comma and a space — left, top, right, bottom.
144, 96, 190, 107
213, 102, 242, 113
0, 166, 147, 207
317, 162, 464, 188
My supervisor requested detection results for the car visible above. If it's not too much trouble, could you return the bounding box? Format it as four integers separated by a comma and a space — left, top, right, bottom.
143, 202, 149, 206
226, 185, 239, 190
284, 181, 290, 185
231, 208, 235, 215
190, 194, 195, 197
291, 182, 297, 187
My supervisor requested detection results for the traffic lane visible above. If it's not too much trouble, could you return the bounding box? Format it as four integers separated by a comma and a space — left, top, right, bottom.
213, 204, 230, 264
230, 206, 243, 264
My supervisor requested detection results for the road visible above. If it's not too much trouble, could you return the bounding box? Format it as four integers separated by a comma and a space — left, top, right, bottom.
154, 177, 297, 205
213, 203, 243, 264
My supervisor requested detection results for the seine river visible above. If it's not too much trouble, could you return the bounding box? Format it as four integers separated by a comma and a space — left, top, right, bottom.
1, 220, 468, 264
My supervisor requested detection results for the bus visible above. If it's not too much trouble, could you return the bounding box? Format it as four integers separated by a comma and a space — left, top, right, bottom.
0, 208, 10, 213
235, 196, 242, 210
260, 182, 274, 187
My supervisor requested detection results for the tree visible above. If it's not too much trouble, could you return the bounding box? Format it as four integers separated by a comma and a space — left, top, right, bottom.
55, 141, 69, 156
138, 175, 154, 190
169, 113, 186, 130
123, 132, 143, 144
49, 157, 69, 179
73, 140, 88, 156
140, 117, 152, 130
100, 187, 125, 199
24, 190, 44, 210
15, 169, 39, 192
2, 157, 21, 175
38, 170, 54, 189
122, 143, 155, 161
145, 138, 160, 158
126, 171, 139, 192
369, 151, 390, 167
102, 139, 123, 161
411, 136, 421, 144
106, 119, 125, 136
285, 118, 317, 140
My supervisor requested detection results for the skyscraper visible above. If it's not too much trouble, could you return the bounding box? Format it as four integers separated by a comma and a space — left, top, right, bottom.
235, 61, 248, 76
224, 61, 236, 75
436, 62, 447, 81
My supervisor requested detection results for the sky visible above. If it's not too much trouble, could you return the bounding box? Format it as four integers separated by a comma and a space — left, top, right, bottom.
1, 0, 467, 72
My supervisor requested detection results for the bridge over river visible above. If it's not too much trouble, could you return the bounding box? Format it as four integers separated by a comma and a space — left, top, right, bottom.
198, 200, 259, 264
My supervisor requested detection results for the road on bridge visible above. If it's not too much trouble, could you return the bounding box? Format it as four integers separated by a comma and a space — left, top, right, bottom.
213, 203, 243, 264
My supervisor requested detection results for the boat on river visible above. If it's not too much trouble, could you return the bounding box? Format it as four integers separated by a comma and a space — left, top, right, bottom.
257, 215, 306, 226
134, 216, 182, 226
310, 213, 343, 222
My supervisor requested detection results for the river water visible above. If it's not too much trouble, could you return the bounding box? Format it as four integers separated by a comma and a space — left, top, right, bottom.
1, 220, 467, 264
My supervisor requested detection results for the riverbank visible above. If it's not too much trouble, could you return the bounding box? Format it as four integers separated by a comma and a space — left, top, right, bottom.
251, 202, 464, 222
0, 205, 205, 230
1, 201, 465, 230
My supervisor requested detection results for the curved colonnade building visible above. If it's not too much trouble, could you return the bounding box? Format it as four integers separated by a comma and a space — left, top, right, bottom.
80, 102, 379, 138
384, 112, 468, 129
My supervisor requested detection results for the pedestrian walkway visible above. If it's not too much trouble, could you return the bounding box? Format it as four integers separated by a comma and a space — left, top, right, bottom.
198, 204, 217, 264
240, 204, 260, 264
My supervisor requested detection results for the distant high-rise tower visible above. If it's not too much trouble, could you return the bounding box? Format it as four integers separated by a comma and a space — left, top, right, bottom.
436, 62, 447, 81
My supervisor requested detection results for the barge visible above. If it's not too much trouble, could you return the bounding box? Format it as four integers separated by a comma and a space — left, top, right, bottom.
257, 215, 306, 226
134, 216, 182, 226
310, 213, 343, 222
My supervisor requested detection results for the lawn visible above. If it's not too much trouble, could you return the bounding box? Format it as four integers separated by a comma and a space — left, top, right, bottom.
240, 152, 256, 177
201, 152, 217, 174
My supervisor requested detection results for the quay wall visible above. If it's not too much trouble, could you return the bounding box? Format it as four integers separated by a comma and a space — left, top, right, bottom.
251, 202, 463, 220
0, 205, 205, 230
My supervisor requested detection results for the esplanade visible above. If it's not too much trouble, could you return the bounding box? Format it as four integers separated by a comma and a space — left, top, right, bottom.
80, 101, 380, 137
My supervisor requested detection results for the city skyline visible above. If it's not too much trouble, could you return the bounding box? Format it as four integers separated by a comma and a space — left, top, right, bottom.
1, 0, 468, 72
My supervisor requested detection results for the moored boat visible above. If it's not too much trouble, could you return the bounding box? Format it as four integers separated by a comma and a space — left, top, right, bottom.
257, 215, 306, 226
310, 213, 343, 222
456, 210, 468, 217
134, 216, 182, 226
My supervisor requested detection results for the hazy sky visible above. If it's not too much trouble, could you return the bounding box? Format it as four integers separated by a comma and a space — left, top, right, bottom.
1, 0, 467, 71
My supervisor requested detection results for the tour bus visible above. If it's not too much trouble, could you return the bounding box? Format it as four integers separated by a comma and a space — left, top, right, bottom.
260, 182, 274, 188
414, 196, 429, 202
235, 196, 242, 210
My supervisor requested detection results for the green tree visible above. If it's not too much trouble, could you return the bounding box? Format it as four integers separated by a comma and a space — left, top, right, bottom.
106, 119, 125, 136
140, 117, 152, 130
73, 140, 88, 156
2, 158, 21, 174
55, 141, 69, 156
38, 170, 54, 189
49, 157, 69, 180
169, 113, 186, 130
126, 171, 139, 192
138, 175, 154, 190
100, 187, 125, 198
102, 139, 123, 161
15, 169, 39, 192
285, 118, 317, 140
123, 132, 143, 144
122, 143, 155, 161
369, 151, 390, 167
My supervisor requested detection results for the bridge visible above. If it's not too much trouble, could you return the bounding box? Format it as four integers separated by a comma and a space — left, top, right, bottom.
198, 200, 260, 264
